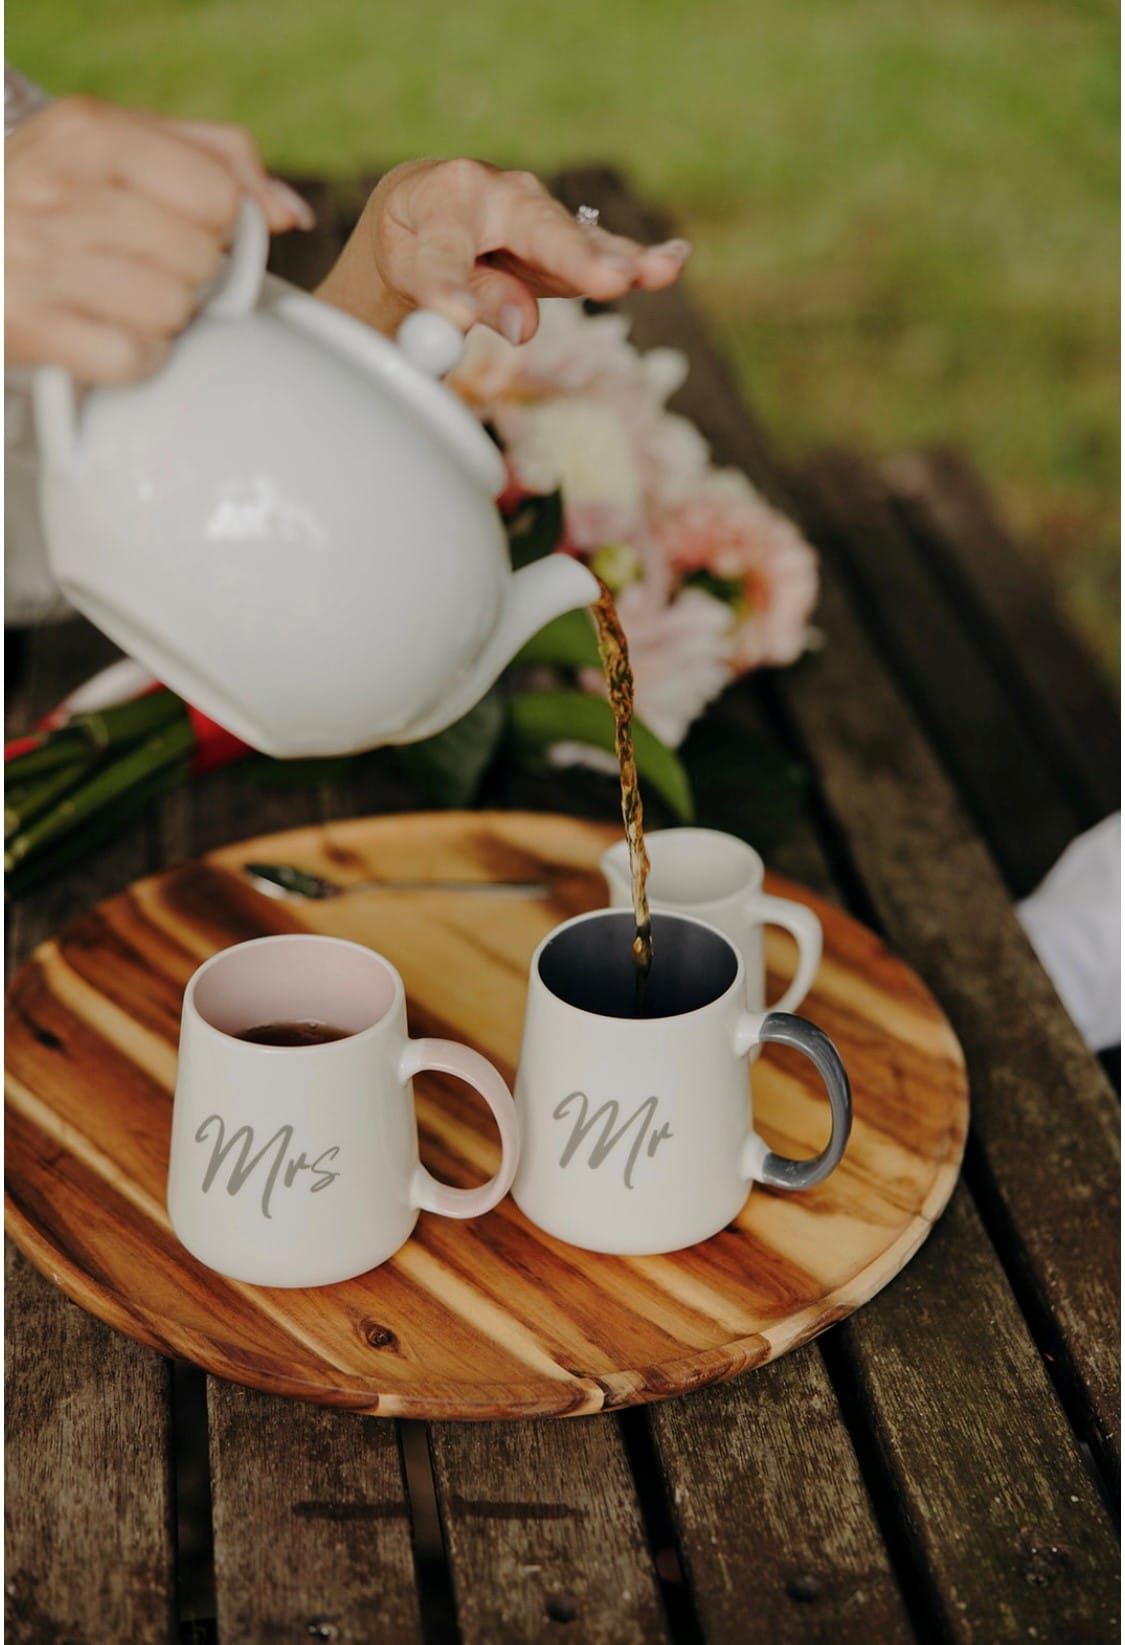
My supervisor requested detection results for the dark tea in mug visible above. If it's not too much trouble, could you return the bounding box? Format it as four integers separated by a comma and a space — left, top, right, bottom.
234, 1020, 352, 1047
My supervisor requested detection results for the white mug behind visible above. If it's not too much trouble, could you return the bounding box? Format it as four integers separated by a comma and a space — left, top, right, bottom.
168, 934, 519, 1287
512, 909, 851, 1256
602, 827, 822, 1020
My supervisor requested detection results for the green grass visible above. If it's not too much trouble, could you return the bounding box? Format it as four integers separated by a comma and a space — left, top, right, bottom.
10, 0, 1118, 672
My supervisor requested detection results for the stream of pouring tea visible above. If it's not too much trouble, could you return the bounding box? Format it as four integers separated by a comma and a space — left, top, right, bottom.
591, 578, 653, 1001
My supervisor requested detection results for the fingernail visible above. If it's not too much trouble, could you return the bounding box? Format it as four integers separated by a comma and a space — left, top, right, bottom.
499, 304, 524, 346
269, 179, 316, 230
648, 238, 693, 262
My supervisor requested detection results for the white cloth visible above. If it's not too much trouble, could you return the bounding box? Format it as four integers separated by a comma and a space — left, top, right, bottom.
1017, 812, 1121, 1053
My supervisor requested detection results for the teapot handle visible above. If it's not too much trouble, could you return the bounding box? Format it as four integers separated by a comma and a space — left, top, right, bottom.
32, 367, 78, 475
33, 199, 268, 475
203, 198, 269, 320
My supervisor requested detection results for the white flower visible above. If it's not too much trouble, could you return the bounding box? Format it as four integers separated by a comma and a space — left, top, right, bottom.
450, 299, 704, 523
500, 396, 644, 548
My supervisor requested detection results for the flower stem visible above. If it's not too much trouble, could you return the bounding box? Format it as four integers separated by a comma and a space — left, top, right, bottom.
5, 760, 190, 897
4, 733, 93, 784
67, 690, 186, 750
4, 691, 186, 787
4, 756, 99, 840
5, 717, 195, 872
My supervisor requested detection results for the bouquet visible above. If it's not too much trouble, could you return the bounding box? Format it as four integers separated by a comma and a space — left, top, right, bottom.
6, 300, 819, 893
451, 298, 818, 750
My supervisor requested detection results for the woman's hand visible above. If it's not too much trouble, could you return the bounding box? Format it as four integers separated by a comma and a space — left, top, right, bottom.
5, 96, 313, 384
317, 158, 691, 342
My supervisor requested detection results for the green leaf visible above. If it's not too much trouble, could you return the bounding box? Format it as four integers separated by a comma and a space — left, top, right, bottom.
393, 689, 506, 808
513, 606, 601, 670
507, 690, 694, 822
506, 490, 564, 569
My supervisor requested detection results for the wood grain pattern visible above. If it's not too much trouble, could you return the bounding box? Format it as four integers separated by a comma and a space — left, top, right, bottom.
879, 446, 1119, 831
647, 1349, 916, 1645
832, 1186, 1121, 1640
208, 1383, 424, 1644
776, 564, 1121, 1487
792, 452, 1089, 899
429, 1419, 670, 1644
4, 623, 180, 1645
5, 811, 967, 1421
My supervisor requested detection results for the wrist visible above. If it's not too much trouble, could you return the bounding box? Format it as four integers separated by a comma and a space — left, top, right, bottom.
315, 228, 410, 338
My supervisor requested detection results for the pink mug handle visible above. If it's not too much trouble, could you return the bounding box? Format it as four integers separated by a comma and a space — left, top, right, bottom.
398, 1038, 520, 1218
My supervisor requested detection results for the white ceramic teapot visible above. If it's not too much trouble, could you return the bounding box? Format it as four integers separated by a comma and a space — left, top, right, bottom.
33, 204, 599, 757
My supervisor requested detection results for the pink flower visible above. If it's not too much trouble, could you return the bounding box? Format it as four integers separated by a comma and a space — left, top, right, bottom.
451, 299, 820, 750
652, 471, 818, 671
579, 580, 734, 747
450, 301, 707, 546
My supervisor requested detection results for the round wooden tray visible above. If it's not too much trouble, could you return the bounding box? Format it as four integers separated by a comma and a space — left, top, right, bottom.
5, 811, 968, 1419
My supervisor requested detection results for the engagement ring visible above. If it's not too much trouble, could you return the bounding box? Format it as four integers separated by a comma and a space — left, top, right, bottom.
575, 205, 600, 230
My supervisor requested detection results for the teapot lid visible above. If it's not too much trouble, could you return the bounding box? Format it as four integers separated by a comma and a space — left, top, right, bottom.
266, 281, 506, 497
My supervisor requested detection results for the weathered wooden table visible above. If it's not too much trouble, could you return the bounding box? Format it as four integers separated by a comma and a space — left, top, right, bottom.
5, 171, 1120, 1644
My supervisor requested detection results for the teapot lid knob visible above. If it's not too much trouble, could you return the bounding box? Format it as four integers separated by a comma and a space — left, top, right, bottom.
397, 310, 466, 378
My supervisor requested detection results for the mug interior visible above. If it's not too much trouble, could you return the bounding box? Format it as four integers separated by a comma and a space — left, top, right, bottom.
191, 936, 396, 1040
538, 911, 738, 1019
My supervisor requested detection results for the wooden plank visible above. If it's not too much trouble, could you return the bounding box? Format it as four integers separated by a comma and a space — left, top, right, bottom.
776, 563, 1121, 1487
6, 621, 178, 1645
648, 1348, 916, 1645
208, 1384, 424, 1644
429, 1419, 670, 1645
790, 452, 1090, 898
880, 446, 1119, 828
3, 1245, 177, 1645
832, 1187, 1120, 1641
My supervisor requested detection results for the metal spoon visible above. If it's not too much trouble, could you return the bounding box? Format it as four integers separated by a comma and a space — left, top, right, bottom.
242, 861, 551, 901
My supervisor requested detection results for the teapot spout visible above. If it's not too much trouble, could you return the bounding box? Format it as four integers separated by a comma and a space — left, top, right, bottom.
393, 554, 601, 744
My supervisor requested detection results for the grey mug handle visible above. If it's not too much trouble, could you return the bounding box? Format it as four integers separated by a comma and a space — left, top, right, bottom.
735, 1010, 852, 1190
